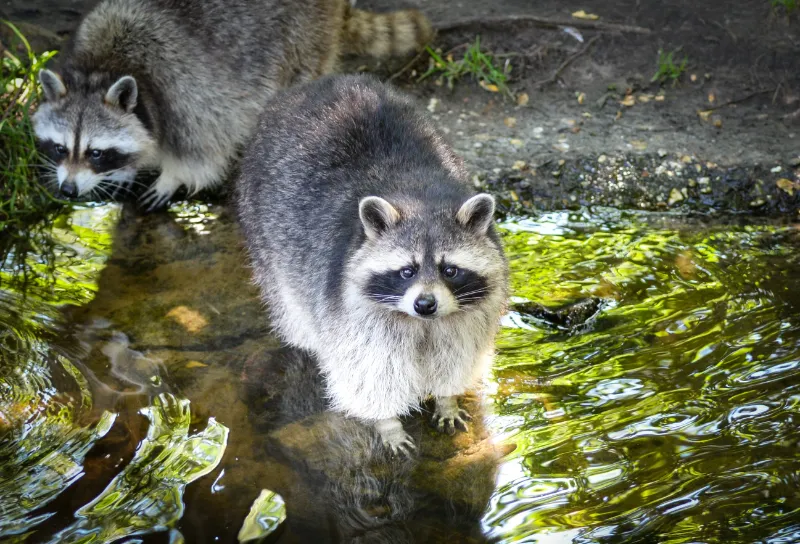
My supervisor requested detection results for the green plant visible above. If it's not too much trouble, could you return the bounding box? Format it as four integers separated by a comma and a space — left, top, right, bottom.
651, 48, 688, 86
771, 0, 797, 14
1, 20, 62, 232
419, 37, 513, 97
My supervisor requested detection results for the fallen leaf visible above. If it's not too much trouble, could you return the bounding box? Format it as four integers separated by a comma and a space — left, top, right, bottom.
630, 140, 648, 150
708, 92, 716, 104
690, 74, 698, 82
572, 10, 600, 20
576, 92, 586, 104
166, 306, 208, 333
655, 94, 666, 102
638, 94, 654, 103
480, 80, 499, 93
512, 160, 527, 170
777, 178, 798, 196
615, 110, 623, 120
510, 138, 524, 146
675, 251, 697, 279
713, 118, 722, 128
517, 93, 529, 106
697, 110, 713, 121
509, 190, 519, 202
504, 116, 517, 128
620, 95, 636, 107
186, 360, 209, 369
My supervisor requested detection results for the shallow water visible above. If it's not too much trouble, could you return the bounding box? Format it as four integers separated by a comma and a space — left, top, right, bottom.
1, 202, 799, 543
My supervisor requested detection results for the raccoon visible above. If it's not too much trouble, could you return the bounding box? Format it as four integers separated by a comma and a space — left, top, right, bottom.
236, 75, 509, 454
32, 0, 433, 208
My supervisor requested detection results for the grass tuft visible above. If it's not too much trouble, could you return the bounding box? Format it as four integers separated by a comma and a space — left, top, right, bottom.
771, 0, 797, 14
651, 48, 688, 86
1, 20, 62, 232
419, 37, 513, 97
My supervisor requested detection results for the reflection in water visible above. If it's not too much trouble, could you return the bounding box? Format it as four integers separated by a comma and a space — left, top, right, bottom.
240, 346, 506, 544
2, 202, 800, 542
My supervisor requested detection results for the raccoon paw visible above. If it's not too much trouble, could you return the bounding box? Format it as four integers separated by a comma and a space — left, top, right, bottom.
139, 181, 176, 211
432, 396, 472, 436
374, 418, 416, 458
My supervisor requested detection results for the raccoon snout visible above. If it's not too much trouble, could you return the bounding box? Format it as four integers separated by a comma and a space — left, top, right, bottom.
60, 180, 79, 198
413, 294, 438, 316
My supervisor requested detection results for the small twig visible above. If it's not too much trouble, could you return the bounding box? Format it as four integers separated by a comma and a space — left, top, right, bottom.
704, 88, 775, 111
533, 35, 600, 88
437, 15, 651, 35
388, 49, 426, 82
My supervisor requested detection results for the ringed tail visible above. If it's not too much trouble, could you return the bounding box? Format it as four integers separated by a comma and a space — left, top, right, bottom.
343, 6, 433, 59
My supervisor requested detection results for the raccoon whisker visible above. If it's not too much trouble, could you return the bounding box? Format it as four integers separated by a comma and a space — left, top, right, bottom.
456, 289, 488, 299
452, 283, 487, 295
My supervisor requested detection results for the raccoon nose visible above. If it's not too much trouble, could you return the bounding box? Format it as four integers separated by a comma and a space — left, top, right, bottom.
60, 181, 78, 198
414, 294, 437, 316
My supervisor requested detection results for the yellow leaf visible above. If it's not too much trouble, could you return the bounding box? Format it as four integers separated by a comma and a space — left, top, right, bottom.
690, 74, 697, 82
630, 140, 648, 151
713, 118, 722, 128
655, 94, 666, 102
777, 178, 798, 196
166, 306, 208, 333
479, 80, 499, 92
510, 138, 524, 146
512, 160, 527, 170
572, 10, 600, 20
509, 190, 519, 202
620, 95, 636, 107
516, 92, 529, 106
576, 92, 586, 104
708, 92, 716, 104
504, 116, 517, 128
185, 360, 208, 369
697, 110, 713, 121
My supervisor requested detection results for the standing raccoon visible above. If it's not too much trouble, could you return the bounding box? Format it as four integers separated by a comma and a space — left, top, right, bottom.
236, 75, 509, 454
32, 0, 432, 208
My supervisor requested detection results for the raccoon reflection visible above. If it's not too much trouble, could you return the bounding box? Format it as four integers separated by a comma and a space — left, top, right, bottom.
240, 346, 502, 544
32, 0, 432, 208
236, 75, 509, 454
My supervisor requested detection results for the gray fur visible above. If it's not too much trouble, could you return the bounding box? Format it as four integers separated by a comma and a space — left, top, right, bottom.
32, 0, 432, 205
236, 75, 509, 453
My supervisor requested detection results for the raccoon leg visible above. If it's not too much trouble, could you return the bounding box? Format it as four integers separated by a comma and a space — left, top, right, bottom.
374, 417, 415, 457
140, 173, 184, 211
432, 395, 472, 435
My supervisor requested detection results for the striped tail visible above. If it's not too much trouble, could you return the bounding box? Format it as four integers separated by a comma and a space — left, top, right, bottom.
342, 6, 433, 59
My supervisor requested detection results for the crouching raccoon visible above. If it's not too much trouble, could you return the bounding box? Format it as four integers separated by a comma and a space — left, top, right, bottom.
236, 75, 509, 454
32, 0, 432, 208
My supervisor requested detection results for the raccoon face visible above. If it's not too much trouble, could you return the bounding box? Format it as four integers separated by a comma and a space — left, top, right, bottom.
32, 70, 157, 199
356, 194, 502, 320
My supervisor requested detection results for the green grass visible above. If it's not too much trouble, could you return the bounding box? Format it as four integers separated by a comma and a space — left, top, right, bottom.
651, 48, 688, 86
1, 20, 61, 232
771, 0, 797, 14
419, 37, 513, 97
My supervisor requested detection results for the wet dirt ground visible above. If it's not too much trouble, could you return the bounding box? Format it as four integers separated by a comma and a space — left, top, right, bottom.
4, 0, 799, 216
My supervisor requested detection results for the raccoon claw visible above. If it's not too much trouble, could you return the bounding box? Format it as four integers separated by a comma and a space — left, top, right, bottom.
139, 185, 174, 211
375, 418, 416, 458
432, 397, 472, 436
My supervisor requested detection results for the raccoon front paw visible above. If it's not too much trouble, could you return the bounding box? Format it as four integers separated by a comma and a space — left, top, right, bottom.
139, 178, 178, 211
374, 418, 416, 457
432, 395, 472, 436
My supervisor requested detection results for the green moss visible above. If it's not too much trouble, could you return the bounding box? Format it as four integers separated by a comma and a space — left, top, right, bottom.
419, 36, 513, 97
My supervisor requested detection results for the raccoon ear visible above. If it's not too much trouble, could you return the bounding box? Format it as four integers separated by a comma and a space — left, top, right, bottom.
105, 76, 138, 112
359, 196, 400, 239
456, 193, 496, 234
39, 69, 67, 102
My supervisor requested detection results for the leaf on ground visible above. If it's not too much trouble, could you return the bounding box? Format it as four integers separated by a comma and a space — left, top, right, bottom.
630, 140, 648, 151
708, 92, 716, 104
777, 178, 799, 196
185, 360, 208, 369
576, 92, 586, 104
516, 92, 529, 106
638, 94, 654, 103
572, 10, 600, 20
620, 95, 636, 107
655, 94, 666, 102
504, 117, 517, 128
697, 110, 713, 121
479, 80, 500, 93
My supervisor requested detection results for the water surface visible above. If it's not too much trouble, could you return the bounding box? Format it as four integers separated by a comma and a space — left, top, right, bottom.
1, 203, 799, 543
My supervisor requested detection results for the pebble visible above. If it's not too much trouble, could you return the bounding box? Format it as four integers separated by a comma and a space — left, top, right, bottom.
668, 188, 684, 206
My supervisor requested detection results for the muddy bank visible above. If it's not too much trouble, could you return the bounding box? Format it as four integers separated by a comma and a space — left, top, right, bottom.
5, 0, 799, 217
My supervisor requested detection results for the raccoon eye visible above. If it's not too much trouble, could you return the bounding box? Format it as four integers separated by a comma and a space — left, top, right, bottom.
443, 266, 459, 278
89, 149, 104, 159
400, 267, 416, 280
54, 144, 67, 155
